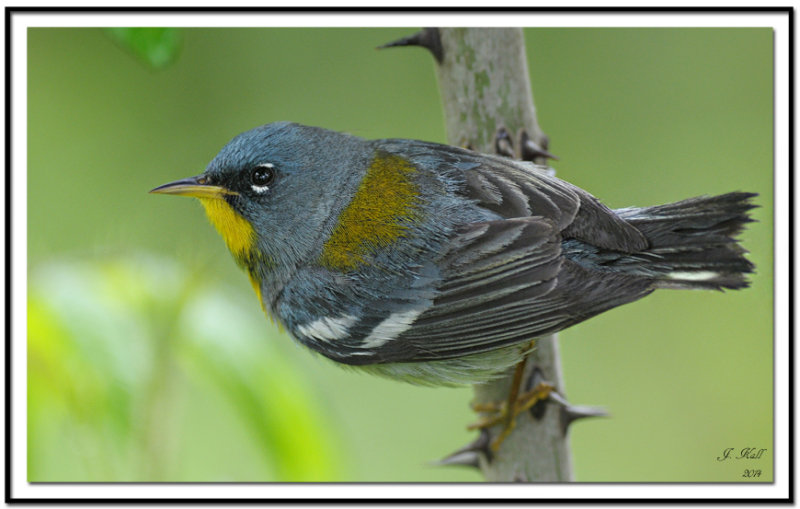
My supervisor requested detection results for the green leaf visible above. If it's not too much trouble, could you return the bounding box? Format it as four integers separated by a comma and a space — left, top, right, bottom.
105, 27, 181, 69
28, 255, 344, 481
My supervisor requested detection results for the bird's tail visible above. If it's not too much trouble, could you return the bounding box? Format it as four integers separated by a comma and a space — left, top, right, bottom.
612, 192, 758, 290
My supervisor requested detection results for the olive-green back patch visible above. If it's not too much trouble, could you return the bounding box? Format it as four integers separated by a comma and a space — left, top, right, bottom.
319, 151, 421, 271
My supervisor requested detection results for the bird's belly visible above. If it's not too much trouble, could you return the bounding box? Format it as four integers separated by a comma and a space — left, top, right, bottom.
346, 342, 531, 387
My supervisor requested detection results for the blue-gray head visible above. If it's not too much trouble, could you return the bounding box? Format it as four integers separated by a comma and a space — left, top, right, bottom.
150, 122, 367, 280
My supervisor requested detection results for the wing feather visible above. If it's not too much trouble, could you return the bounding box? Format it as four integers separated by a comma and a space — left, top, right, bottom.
369, 216, 567, 360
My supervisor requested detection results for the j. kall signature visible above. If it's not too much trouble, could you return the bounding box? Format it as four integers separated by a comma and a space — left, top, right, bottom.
716, 447, 768, 461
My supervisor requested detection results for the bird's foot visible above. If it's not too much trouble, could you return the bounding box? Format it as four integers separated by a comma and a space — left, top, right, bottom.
468, 380, 555, 451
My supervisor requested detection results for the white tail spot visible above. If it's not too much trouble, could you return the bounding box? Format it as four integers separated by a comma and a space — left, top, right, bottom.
666, 271, 719, 281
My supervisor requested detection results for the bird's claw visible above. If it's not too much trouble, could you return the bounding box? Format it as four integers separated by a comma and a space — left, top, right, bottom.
468, 381, 555, 451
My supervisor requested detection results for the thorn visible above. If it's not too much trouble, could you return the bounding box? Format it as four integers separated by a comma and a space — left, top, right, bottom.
494, 126, 516, 158
540, 133, 552, 152
433, 428, 492, 468
548, 391, 609, 436
432, 450, 480, 469
520, 130, 559, 161
560, 405, 609, 435
377, 27, 443, 64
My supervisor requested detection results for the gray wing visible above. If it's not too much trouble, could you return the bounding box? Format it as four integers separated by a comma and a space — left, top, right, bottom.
456, 151, 649, 252
372, 216, 564, 362
369, 217, 653, 363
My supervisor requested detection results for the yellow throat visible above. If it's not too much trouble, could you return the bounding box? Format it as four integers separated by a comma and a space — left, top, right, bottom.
198, 197, 265, 308
198, 197, 257, 263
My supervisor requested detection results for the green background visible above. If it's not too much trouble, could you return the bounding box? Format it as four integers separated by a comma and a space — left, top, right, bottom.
27, 27, 773, 482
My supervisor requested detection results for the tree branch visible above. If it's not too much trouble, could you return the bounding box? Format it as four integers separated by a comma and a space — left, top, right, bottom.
379, 26, 602, 482
435, 27, 571, 482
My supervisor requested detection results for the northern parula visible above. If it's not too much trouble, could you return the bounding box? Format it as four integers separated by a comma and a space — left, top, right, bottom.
151, 122, 756, 387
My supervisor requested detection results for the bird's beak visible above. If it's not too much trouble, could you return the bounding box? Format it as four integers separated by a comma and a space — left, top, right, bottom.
149, 175, 238, 199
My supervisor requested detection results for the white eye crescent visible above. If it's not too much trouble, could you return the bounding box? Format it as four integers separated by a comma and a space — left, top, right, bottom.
250, 163, 275, 193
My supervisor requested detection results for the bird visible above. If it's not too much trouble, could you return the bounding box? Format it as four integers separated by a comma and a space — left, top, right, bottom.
151, 122, 756, 446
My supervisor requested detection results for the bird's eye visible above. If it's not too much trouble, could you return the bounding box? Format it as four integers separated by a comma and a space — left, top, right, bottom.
250, 164, 275, 193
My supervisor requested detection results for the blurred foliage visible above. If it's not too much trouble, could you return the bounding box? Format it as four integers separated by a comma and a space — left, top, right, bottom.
104, 28, 182, 69
27, 27, 773, 482
28, 256, 343, 481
